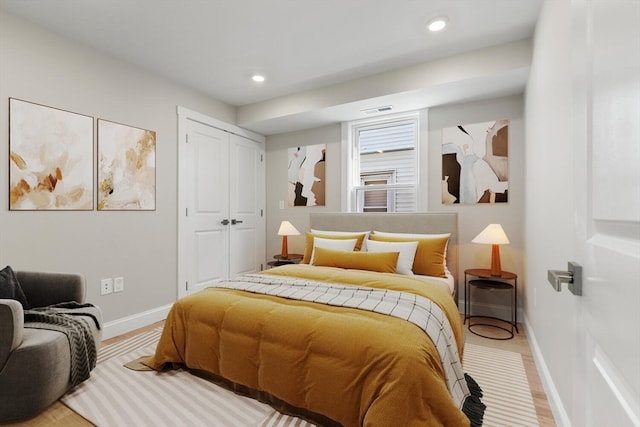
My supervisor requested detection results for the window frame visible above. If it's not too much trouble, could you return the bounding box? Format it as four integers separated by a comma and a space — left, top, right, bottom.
341, 111, 421, 212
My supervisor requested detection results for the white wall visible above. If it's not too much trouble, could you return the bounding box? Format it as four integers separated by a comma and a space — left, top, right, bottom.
0, 11, 234, 332
524, 1, 577, 423
429, 95, 525, 312
265, 124, 342, 258
265, 95, 525, 313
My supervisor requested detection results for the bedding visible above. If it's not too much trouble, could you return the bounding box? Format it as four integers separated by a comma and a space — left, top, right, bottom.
310, 229, 371, 250
308, 212, 461, 305
311, 247, 399, 273
302, 232, 367, 264
415, 271, 456, 294
368, 234, 449, 278
371, 230, 451, 271
144, 264, 483, 427
364, 239, 419, 275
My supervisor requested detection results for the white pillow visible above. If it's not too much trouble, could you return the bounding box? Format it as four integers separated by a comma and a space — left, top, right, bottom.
311, 229, 371, 251
366, 239, 419, 276
310, 237, 358, 264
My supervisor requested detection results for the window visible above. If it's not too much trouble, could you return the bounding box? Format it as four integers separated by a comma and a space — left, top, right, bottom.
360, 170, 395, 212
344, 113, 419, 212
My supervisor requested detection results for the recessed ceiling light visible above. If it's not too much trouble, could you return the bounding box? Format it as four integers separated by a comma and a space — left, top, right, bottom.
252, 74, 265, 83
427, 17, 448, 32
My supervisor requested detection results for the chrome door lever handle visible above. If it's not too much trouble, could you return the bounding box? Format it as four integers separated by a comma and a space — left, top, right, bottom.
221, 219, 230, 225
548, 261, 582, 296
231, 219, 243, 225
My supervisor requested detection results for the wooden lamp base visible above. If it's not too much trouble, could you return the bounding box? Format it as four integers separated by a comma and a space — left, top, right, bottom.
490, 244, 502, 276
281, 235, 289, 259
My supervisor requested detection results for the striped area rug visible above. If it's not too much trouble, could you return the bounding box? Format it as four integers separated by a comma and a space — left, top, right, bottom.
62, 328, 539, 427
62, 328, 314, 427
463, 343, 539, 426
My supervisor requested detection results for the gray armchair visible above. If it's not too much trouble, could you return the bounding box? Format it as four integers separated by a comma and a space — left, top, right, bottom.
0, 271, 102, 422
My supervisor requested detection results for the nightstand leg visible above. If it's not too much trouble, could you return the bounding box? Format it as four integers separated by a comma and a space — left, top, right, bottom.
514, 278, 519, 333
464, 273, 468, 324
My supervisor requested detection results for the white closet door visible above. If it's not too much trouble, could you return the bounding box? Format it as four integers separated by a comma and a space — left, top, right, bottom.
184, 120, 230, 295
229, 134, 265, 277
179, 112, 266, 298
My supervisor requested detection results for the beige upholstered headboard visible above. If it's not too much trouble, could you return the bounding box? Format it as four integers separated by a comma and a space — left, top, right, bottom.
309, 212, 459, 299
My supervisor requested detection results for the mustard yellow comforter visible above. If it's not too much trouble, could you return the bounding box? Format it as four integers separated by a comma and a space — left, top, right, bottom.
144, 265, 471, 427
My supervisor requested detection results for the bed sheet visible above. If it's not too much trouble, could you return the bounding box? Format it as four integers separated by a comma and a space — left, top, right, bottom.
414, 270, 455, 294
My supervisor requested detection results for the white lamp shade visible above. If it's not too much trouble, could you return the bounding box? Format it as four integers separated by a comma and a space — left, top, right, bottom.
278, 221, 300, 236
472, 224, 510, 245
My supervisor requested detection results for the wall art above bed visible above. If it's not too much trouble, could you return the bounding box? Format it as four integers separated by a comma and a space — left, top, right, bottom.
97, 119, 156, 211
9, 98, 94, 210
287, 143, 326, 207
442, 119, 509, 204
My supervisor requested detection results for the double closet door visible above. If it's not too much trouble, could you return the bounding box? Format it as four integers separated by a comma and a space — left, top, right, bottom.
180, 116, 265, 298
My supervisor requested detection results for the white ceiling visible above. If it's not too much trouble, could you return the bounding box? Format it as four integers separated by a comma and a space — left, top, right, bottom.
0, 0, 542, 134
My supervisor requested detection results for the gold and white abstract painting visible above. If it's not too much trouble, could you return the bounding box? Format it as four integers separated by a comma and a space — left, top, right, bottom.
97, 119, 156, 210
9, 98, 94, 210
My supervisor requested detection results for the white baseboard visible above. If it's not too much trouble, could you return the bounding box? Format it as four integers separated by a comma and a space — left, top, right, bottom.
522, 313, 571, 427
101, 304, 172, 340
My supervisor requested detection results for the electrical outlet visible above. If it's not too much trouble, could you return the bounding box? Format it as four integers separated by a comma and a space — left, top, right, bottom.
114, 277, 124, 293
100, 278, 113, 295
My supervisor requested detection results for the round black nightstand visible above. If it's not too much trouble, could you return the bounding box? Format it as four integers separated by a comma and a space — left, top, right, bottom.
464, 268, 518, 340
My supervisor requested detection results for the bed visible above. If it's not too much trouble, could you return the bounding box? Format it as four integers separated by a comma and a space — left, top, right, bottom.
144, 213, 484, 427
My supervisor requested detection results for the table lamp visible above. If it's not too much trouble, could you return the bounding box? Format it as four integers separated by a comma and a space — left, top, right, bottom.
472, 224, 510, 276
278, 220, 300, 259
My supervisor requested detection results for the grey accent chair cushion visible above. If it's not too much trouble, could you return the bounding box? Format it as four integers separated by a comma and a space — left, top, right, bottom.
0, 270, 102, 422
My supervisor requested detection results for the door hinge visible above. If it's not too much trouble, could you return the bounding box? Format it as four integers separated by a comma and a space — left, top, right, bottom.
185, 208, 188, 216
261, 209, 263, 217
261, 154, 263, 162
186, 133, 189, 143
186, 281, 189, 291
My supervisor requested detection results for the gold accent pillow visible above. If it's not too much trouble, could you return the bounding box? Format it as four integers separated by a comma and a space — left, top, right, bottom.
302, 232, 367, 264
368, 234, 449, 277
312, 247, 399, 273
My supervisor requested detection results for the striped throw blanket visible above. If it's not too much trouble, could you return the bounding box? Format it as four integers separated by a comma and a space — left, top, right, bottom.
25, 302, 101, 387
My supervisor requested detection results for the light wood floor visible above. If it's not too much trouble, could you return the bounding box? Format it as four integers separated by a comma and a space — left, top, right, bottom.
3, 319, 556, 427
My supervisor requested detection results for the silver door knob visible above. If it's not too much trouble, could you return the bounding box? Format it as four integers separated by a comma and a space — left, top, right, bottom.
548, 262, 582, 295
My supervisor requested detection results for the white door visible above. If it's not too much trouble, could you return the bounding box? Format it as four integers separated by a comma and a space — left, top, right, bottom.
572, 1, 640, 425
184, 120, 230, 295
178, 112, 266, 298
229, 134, 265, 277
